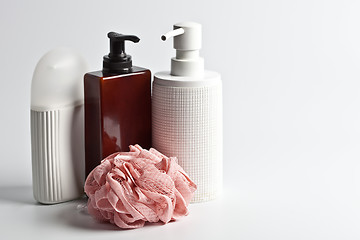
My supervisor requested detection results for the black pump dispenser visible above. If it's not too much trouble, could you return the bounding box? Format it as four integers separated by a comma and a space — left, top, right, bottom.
103, 32, 140, 73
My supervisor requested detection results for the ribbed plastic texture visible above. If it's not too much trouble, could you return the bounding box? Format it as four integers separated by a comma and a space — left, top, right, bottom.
31, 106, 85, 204
152, 81, 223, 202
31, 110, 62, 203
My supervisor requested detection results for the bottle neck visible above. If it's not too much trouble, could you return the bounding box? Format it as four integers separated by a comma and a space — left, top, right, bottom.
171, 50, 204, 77
176, 50, 199, 59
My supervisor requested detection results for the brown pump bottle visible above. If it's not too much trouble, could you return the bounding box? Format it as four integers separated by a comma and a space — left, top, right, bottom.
84, 32, 152, 177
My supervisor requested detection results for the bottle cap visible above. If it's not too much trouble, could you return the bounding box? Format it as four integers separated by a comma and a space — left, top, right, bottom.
103, 32, 140, 73
31, 47, 88, 111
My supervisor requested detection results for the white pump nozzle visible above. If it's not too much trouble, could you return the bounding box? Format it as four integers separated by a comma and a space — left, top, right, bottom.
161, 28, 185, 41
161, 22, 204, 77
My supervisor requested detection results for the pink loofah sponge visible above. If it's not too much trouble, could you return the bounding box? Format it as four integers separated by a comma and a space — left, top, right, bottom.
84, 144, 197, 229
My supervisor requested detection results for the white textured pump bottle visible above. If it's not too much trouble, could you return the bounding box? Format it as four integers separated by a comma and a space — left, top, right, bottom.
152, 22, 223, 202
31, 48, 88, 204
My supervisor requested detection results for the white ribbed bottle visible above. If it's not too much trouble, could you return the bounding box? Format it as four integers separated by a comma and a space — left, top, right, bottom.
31, 48, 88, 204
152, 22, 223, 202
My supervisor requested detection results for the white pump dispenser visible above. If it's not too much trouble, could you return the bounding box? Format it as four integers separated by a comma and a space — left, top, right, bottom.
153, 22, 223, 202
162, 22, 204, 77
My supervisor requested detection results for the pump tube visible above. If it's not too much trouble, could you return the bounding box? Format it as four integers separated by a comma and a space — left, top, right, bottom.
161, 28, 185, 41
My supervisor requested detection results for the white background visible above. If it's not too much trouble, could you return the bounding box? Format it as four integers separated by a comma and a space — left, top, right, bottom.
1, 0, 360, 239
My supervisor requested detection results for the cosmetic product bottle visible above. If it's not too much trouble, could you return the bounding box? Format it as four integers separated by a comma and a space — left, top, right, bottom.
84, 32, 152, 177
31, 48, 88, 204
152, 22, 223, 202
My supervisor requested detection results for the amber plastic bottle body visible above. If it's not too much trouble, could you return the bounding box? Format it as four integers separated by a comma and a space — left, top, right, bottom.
84, 66, 152, 177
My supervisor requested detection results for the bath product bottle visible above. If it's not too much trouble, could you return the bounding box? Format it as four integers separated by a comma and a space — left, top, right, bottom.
31, 48, 88, 204
152, 22, 223, 202
84, 32, 152, 177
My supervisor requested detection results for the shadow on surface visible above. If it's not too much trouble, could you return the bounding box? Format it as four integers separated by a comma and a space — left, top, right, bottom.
0, 186, 175, 231
0, 186, 37, 205
58, 200, 122, 231
58, 198, 169, 231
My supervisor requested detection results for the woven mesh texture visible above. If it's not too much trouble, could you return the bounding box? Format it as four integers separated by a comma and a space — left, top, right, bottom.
152, 82, 223, 202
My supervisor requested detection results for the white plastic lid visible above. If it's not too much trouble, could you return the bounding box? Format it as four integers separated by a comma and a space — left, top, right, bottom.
31, 47, 88, 111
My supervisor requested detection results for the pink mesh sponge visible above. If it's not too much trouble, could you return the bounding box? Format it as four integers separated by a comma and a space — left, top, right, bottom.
84, 145, 197, 229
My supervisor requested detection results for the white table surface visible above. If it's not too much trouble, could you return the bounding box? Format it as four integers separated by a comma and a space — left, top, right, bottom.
2, 169, 359, 240
0, 186, 241, 240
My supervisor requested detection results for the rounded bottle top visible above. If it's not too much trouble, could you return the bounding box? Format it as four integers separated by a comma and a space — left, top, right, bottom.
31, 47, 88, 111
154, 70, 220, 87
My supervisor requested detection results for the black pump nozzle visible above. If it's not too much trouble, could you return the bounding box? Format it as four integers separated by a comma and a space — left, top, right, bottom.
103, 32, 140, 73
